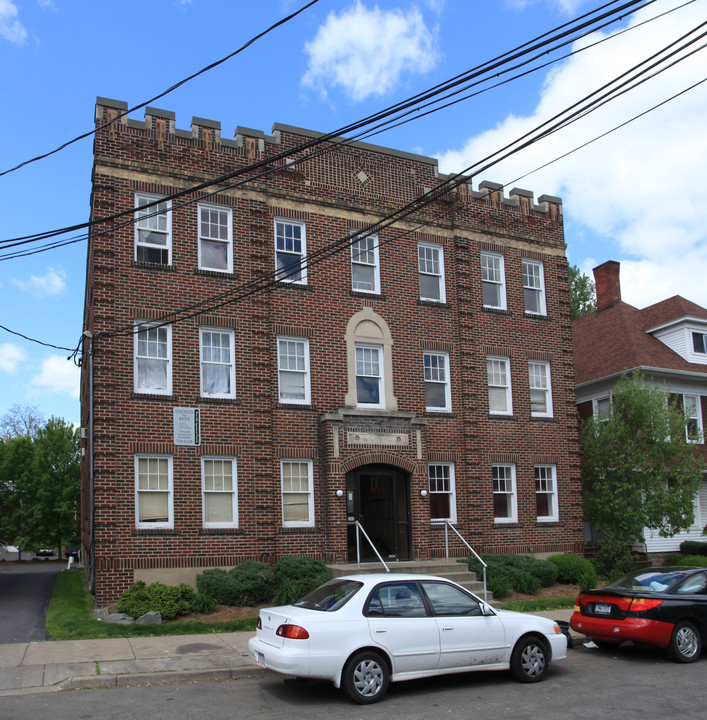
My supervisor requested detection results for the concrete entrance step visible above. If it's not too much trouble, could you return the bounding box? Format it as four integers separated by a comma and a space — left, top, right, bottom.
326, 559, 497, 605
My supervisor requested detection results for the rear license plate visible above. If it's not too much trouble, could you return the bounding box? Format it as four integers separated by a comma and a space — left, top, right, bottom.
256, 651, 265, 667
594, 603, 611, 615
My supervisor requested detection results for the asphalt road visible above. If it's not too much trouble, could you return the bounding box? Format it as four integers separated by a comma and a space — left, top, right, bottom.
0, 560, 62, 644
0, 643, 705, 720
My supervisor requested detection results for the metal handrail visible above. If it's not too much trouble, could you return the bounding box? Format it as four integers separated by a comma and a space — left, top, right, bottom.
351, 521, 390, 572
440, 520, 488, 602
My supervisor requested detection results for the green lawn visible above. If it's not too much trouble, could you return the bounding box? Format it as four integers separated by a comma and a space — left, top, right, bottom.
46, 570, 258, 640
500, 597, 576, 612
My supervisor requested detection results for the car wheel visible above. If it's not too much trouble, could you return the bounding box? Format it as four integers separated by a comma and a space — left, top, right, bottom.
341, 650, 390, 704
510, 636, 549, 683
667, 621, 701, 663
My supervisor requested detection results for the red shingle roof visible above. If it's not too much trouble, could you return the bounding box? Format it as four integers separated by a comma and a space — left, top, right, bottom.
572, 296, 707, 385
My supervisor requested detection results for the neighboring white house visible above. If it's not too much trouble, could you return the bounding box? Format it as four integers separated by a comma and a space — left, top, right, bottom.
573, 260, 707, 556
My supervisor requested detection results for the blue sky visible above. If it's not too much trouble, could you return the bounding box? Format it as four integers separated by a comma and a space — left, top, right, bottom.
1, 0, 705, 427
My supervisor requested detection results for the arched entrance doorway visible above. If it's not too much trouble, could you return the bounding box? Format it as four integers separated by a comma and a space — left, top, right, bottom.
346, 464, 411, 562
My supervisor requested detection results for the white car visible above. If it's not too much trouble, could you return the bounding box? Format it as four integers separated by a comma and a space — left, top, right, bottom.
249, 573, 567, 704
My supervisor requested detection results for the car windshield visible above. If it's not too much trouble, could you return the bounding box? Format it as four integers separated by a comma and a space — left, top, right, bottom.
292, 579, 363, 611
606, 568, 690, 593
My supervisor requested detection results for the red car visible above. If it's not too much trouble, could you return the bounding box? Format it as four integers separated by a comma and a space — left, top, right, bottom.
571, 566, 707, 663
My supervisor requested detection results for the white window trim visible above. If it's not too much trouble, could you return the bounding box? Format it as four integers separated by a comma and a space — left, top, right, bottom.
522, 259, 546, 315
493, 463, 517, 523
277, 336, 311, 405
424, 351, 452, 413
535, 464, 559, 522
135, 193, 172, 264
529, 360, 553, 418
350, 232, 380, 294
684, 393, 703, 444
134, 321, 172, 395
135, 455, 173, 529
200, 327, 236, 399
593, 395, 612, 421
418, 242, 446, 303
198, 202, 233, 273
281, 459, 315, 528
201, 457, 238, 528
355, 343, 385, 409
481, 252, 506, 310
274, 219, 307, 284
428, 462, 457, 524
487, 355, 513, 416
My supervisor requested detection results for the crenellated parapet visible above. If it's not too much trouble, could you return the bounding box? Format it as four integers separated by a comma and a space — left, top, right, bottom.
94, 97, 563, 245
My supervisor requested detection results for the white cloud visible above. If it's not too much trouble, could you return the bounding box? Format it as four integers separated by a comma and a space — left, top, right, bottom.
302, 1, 440, 101
0, 343, 27, 373
437, 2, 707, 308
0, 0, 26, 44
31, 355, 80, 398
11, 266, 67, 297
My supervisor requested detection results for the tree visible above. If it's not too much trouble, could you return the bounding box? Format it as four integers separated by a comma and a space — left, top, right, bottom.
32, 418, 81, 558
568, 264, 597, 320
580, 373, 704, 543
0, 403, 45, 440
0, 435, 37, 555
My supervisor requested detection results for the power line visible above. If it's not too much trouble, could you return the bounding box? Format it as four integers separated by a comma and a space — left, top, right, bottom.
0, 0, 321, 180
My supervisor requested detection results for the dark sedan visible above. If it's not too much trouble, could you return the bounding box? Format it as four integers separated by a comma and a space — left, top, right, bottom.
571, 566, 707, 662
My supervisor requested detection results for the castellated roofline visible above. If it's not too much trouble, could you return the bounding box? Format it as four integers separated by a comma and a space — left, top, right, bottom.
94, 96, 562, 216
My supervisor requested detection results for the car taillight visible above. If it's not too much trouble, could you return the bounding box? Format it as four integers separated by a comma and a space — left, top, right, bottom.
256, 616, 262, 630
276, 624, 310, 640
574, 595, 583, 612
629, 597, 663, 612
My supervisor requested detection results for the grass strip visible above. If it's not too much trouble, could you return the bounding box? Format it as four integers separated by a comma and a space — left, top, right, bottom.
46, 570, 257, 640
501, 597, 576, 612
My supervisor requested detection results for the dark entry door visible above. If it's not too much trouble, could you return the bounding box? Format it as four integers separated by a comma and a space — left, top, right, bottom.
347, 465, 410, 562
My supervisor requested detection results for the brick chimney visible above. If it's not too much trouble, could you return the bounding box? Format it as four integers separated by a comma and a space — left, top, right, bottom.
593, 260, 621, 311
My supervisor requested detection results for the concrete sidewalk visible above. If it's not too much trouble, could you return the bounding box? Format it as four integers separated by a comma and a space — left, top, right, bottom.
0, 631, 266, 697
0, 609, 580, 697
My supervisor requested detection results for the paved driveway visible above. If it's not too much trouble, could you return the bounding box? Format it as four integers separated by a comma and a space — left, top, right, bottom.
0, 560, 63, 644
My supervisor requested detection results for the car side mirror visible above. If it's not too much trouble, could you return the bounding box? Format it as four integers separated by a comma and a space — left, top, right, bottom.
480, 602, 495, 616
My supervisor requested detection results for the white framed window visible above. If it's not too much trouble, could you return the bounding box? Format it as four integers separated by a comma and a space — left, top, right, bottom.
274, 219, 307, 283
528, 361, 553, 417
684, 394, 703, 443
135, 455, 173, 529
594, 396, 611, 422
135, 194, 171, 265
201, 457, 238, 528
355, 344, 384, 408
134, 322, 172, 395
351, 233, 380, 293
522, 259, 546, 315
481, 252, 506, 309
692, 332, 707, 355
200, 328, 235, 398
493, 464, 517, 523
277, 337, 311, 404
535, 464, 558, 522
428, 463, 456, 523
418, 243, 446, 302
487, 356, 512, 415
424, 352, 451, 412
198, 203, 232, 272
281, 459, 314, 527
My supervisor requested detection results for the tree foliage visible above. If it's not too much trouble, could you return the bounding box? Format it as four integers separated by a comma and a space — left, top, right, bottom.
0, 415, 80, 556
580, 373, 704, 543
568, 264, 597, 320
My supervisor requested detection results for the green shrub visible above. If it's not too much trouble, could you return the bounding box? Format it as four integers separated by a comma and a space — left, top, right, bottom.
487, 576, 512, 600
196, 561, 276, 606
548, 553, 597, 587
679, 541, 707, 557
116, 581, 195, 620
593, 540, 635, 581
193, 592, 218, 614
512, 570, 541, 594
663, 554, 707, 567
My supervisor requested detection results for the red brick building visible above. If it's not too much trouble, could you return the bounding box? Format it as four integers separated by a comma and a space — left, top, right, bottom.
81, 97, 583, 603
573, 261, 707, 556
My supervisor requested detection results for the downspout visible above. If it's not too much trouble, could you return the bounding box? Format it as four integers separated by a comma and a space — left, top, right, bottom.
84, 331, 96, 594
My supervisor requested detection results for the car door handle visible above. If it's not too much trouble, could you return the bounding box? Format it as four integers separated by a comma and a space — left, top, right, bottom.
442, 627, 454, 631
375, 629, 387, 634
